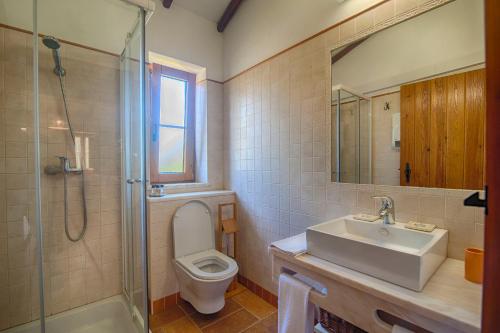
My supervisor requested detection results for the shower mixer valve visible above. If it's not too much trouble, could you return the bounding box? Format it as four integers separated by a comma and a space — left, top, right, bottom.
57, 156, 83, 174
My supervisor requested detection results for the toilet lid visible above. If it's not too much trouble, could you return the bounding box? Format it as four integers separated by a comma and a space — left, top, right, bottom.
172, 201, 215, 258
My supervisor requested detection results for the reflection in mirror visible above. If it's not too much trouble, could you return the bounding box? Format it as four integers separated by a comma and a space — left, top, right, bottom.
330, 0, 485, 190
331, 86, 371, 184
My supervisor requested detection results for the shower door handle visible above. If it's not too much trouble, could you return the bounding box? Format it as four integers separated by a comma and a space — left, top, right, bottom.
127, 178, 142, 184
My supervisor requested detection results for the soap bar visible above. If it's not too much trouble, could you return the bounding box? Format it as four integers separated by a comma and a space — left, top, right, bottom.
353, 214, 379, 222
405, 221, 436, 232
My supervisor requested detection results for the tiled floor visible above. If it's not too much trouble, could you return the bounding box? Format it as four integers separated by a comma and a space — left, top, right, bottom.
150, 284, 278, 333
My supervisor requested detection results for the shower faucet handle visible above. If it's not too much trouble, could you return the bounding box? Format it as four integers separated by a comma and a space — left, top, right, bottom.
55, 156, 82, 173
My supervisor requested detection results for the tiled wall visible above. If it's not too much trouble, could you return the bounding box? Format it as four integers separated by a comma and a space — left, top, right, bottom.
147, 192, 235, 304
372, 92, 400, 186
223, 0, 484, 294
0, 27, 122, 329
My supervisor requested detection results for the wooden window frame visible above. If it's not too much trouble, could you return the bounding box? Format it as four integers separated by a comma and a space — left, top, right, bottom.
150, 63, 196, 184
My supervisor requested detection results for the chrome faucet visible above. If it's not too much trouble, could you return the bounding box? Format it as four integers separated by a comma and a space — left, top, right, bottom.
373, 196, 396, 225
57, 156, 82, 174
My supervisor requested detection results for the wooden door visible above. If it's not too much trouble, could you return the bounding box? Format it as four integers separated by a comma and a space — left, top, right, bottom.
445, 73, 466, 189
413, 81, 431, 187
464, 69, 486, 190
400, 84, 415, 186
400, 69, 485, 189
429, 77, 447, 188
482, 0, 500, 331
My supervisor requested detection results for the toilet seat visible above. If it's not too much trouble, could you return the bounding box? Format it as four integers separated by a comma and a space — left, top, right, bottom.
176, 249, 238, 281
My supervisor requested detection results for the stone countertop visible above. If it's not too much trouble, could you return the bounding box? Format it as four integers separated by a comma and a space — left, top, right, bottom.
271, 248, 482, 333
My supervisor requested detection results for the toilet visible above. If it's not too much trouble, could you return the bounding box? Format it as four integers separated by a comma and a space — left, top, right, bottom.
172, 200, 238, 314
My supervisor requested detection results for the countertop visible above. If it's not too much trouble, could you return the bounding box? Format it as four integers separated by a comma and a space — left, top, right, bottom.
271, 248, 482, 332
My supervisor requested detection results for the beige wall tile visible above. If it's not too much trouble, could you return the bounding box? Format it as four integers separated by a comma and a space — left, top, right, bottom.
374, 0, 395, 25
1, 26, 123, 328
222, 0, 478, 295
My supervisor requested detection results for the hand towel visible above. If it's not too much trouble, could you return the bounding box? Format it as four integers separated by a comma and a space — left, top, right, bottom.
278, 273, 315, 333
270, 233, 307, 256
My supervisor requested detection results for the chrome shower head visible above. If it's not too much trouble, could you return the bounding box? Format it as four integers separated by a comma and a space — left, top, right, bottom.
42, 35, 60, 50
42, 35, 65, 76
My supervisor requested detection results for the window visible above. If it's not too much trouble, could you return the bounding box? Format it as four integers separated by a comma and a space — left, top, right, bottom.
150, 64, 196, 183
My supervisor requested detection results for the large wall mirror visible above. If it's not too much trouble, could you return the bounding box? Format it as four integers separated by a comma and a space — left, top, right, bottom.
331, 0, 485, 190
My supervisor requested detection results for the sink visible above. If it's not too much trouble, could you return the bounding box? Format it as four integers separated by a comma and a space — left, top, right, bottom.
306, 215, 448, 291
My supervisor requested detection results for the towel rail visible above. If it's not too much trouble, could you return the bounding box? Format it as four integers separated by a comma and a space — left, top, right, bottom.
281, 268, 328, 297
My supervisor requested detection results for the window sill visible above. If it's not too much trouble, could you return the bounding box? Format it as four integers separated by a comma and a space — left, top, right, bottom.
149, 182, 213, 194
165, 182, 210, 190
147, 190, 234, 203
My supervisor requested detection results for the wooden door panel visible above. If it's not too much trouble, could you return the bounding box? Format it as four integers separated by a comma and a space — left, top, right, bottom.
414, 81, 431, 187
400, 84, 415, 186
483, 0, 500, 330
429, 77, 447, 188
445, 73, 466, 189
464, 69, 486, 190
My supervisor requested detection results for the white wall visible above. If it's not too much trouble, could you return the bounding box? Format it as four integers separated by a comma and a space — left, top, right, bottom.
0, 0, 138, 54
147, 0, 224, 81
222, 0, 384, 80
332, 0, 485, 95
0, 0, 225, 81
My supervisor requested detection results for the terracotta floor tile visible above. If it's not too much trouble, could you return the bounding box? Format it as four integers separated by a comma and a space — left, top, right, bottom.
243, 313, 278, 333
232, 290, 277, 319
178, 297, 197, 315
161, 317, 202, 333
189, 298, 242, 328
225, 282, 247, 299
150, 306, 186, 330
201, 309, 258, 333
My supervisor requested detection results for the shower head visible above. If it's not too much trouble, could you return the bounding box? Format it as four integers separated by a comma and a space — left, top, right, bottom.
42, 35, 65, 76
42, 35, 60, 49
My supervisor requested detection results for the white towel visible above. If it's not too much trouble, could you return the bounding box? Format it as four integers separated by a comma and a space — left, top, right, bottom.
278, 273, 315, 333
270, 233, 307, 256
392, 325, 414, 333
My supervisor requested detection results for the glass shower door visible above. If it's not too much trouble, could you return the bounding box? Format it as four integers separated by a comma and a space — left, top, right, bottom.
120, 10, 149, 333
0, 1, 44, 331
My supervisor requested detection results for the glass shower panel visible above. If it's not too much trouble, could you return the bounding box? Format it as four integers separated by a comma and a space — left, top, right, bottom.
37, 1, 146, 332
120, 13, 148, 332
339, 95, 359, 183
359, 99, 371, 184
2, 1, 148, 332
0, 0, 44, 331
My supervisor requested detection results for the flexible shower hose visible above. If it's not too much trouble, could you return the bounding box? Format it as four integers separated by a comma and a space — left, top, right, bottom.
57, 72, 88, 242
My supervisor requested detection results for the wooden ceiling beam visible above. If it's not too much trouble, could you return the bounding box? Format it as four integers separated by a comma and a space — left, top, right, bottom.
217, 0, 243, 33
163, 0, 173, 9
331, 37, 369, 65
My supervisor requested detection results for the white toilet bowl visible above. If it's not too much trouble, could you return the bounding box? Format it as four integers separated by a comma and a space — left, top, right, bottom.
172, 201, 238, 314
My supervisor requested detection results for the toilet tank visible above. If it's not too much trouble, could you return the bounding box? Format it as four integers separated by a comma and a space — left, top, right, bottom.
172, 201, 215, 258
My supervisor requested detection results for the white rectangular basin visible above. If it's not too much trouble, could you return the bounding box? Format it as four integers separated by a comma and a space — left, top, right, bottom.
306, 215, 448, 291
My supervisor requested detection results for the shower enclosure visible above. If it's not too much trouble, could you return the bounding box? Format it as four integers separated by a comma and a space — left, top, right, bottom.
0, 0, 150, 332
331, 85, 371, 184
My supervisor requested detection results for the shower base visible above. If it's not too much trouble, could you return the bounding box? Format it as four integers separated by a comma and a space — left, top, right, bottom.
4, 295, 142, 333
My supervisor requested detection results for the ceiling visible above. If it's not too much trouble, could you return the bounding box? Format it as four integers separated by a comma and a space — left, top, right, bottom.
172, 0, 231, 23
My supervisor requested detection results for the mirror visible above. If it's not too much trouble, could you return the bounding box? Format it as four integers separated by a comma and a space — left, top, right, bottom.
331, 0, 485, 190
